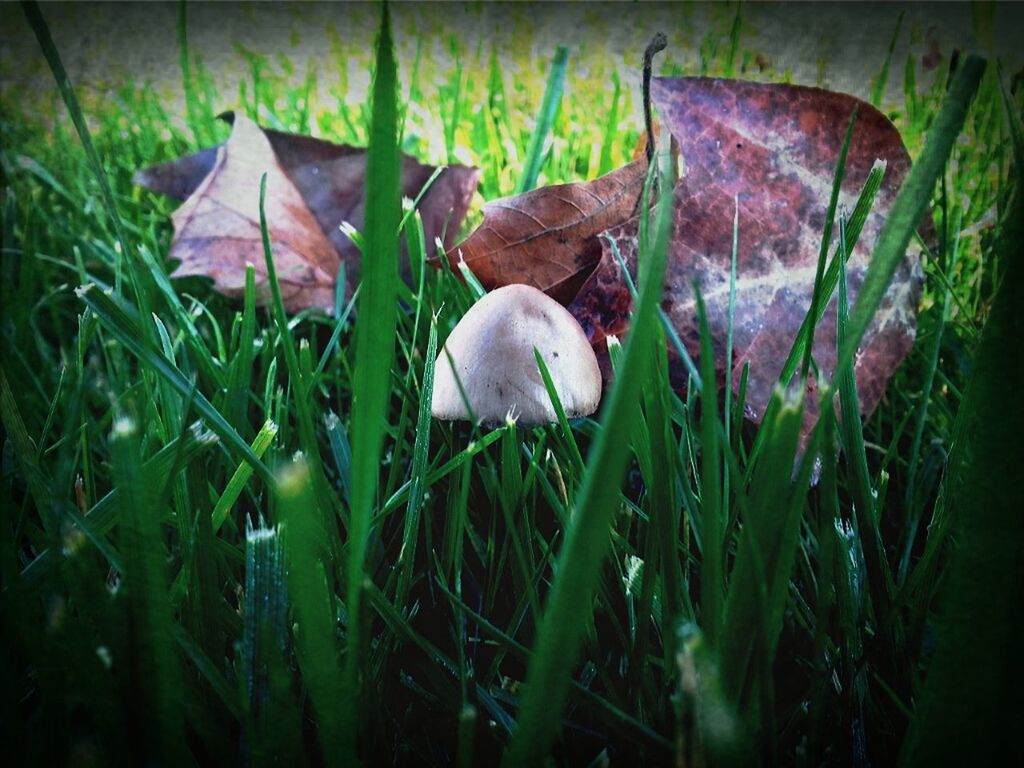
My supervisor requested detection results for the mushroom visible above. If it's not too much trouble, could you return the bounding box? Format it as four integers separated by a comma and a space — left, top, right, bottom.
431, 284, 602, 427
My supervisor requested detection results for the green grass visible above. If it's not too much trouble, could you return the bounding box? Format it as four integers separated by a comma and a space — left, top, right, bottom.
2, 3, 1022, 766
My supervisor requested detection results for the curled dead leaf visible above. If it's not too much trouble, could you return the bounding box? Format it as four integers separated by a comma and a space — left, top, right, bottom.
446, 158, 649, 304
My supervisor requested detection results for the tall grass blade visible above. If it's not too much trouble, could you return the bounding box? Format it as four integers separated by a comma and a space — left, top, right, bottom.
696, 288, 724, 650
172, 624, 242, 722
836, 214, 892, 620
502, 150, 674, 766
258, 174, 338, 534
597, 71, 622, 176
279, 459, 345, 765
177, 0, 203, 145
776, 161, 885, 392
242, 518, 302, 763
838, 55, 985, 378
110, 415, 186, 764
517, 46, 569, 193
871, 11, 904, 107
441, 584, 674, 752
898, 84, 1023, 768
719, 390, 809, 708
0, 367, 56, 536
801, 107, 857, 379
641, 329, 684, 667
534, 348, 585, 474
395, 316, 438, 606
325, 410, 353, 506
223, 264, 257, 432
212, 420, 278, 533
20, 421, 218, 587
342, 4, 401, 758
21, 0, 152, 317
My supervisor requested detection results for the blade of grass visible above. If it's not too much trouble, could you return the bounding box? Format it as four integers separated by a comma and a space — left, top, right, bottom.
223, 264, 257, 433
342, 5, 401, 759
110, 415, 186, 765
378, 426, 505, 519
0, 366, 57, 538
172, 623, 242, 722
743, 160, 886, 476
212, 420, 278, 533
836, 213, 891, 621
641, 327, 684, 674
278, 459, 345, 765
807, 401, 840, 765
177, 0, 203, 145
800, 107, 858, 380
608, 233, 703, 389
502, 148, 674, 767
241, 518, 303, 762
457, 258, 487, 300
257, 173, 338, 536
20, 421, 218, 587
898, 104, 1022, 766
517, 46, 569, 193
695, 287, 724, 651
719, 389, 811, 713
438, 583, 674, 753
776, 161, 886, 393
898, 185, 960, 583
870, 11, 905, 107
597, 71, 622, 177
395, 315, 438, 606
21, 0, 154, 318
534, 349, 585, 475
837, 55, 985, 379
724, 196, 739, 450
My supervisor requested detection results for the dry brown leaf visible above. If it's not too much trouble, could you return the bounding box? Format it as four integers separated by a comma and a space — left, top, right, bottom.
168, 114, 340, 312
448, 159, 649, 304
133, 146, 219, 200
259, 126, 479, 285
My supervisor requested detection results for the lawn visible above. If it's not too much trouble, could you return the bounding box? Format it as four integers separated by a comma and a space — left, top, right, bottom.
1, 2, 1022, 766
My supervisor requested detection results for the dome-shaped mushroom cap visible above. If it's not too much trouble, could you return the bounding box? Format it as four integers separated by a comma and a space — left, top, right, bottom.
431, 284, 602, 427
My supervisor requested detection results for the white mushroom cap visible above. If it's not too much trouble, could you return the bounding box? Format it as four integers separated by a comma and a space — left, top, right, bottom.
431, 284, 602, 427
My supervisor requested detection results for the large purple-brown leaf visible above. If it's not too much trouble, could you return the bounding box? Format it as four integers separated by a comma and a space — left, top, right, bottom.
167, 115, 340, 312
135, 114, 479, 309
569, 77, 924, 426
448, 159, 649, 303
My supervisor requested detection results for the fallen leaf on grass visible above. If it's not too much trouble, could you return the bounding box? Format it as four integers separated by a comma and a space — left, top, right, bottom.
165, 115, 340, 312
136, 114, 479, 312
445, 158, 649, 304
569, 77, 924, 425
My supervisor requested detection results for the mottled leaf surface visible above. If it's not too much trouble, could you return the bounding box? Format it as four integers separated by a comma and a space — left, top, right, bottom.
449, 159, 648, 303
133, 146, 219, 200
260, 127, 479, 284
167, 115, 340, 312
135, 114, 479, 310
569, 77, 923, 423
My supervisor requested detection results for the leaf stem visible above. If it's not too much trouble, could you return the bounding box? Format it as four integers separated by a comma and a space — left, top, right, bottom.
643, 32, 668, 165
